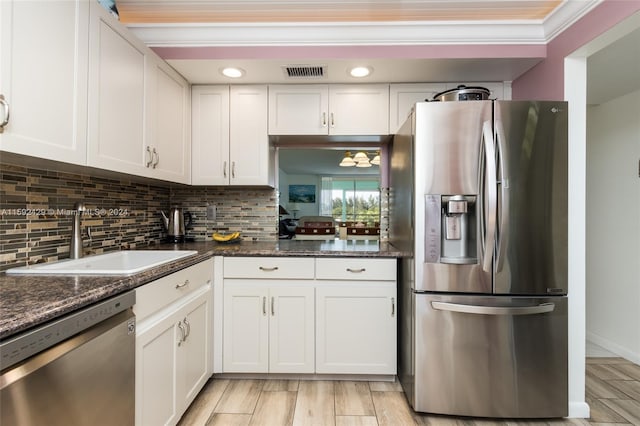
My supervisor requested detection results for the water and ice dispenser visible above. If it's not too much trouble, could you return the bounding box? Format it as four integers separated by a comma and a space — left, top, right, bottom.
425, 194, 477, 264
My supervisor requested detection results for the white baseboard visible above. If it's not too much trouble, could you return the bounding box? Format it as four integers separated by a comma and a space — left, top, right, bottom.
587, 331, 640, 364
568, 401, 590, 419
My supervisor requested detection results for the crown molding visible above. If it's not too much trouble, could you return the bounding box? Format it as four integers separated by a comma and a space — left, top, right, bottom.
543, 0, 603, 42
126, 0, 602, 48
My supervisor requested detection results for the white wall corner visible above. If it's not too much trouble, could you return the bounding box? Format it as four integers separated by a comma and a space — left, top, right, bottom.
564, 55, 588, 418
569, 401, 591, 419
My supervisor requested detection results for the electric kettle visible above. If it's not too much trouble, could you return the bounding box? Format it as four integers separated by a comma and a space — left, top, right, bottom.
160, 207, 193, 242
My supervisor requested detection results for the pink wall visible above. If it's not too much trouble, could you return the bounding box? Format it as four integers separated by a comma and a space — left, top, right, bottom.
512, 0, 640, 100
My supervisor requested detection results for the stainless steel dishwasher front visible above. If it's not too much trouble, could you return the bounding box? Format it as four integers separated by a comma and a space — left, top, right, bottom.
1, 291, 136, 426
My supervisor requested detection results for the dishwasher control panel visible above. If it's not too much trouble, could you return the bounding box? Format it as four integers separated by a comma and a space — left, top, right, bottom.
0, 291, 135, 370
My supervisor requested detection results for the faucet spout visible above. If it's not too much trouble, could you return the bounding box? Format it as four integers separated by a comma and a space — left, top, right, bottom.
70, 202, 86, 259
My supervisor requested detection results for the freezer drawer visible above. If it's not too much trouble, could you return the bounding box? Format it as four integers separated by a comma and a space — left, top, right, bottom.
411, 294, 567, 418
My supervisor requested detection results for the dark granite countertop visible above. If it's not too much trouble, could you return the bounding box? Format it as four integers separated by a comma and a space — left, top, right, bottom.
0, 240, 406, 340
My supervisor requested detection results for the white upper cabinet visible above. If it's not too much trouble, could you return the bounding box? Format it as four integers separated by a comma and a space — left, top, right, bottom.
87, 1, 190, 184
389, 83, 446, 133
229, 85, 274, 186
192, 85, 274, 186
87, 1, 147, 177
268, 84, 389, 135
0, 0, 89, 165
146, 58, 191, 184
328, 84, 389, 135
268, 84, 328, 135
191, 85, 229, 185
389, 82, 510, 133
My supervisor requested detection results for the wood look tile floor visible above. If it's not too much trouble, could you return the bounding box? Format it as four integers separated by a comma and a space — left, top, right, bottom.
178, 358, 640, 426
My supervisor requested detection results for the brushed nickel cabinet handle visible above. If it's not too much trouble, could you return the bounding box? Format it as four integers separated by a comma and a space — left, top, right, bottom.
146, 146, 153, 167
175, 279, 190, 289
262, 296, 267, 316
177, 321, 186, 346
231, 161, 236, 179
391, 297, 395, 317
0, 94, 10, 132
271, 297, 275, 316
152, 148, 159, 168
223, 161, 227, 178
322, 112, 327, 127
183, 317, 191, 340
330, 112, 335, 127
346, 268, 366, 273
259, 266, 279, 272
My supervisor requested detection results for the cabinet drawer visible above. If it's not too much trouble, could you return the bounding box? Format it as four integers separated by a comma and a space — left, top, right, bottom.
315, 258, 396, 281
135, 259, 213, 320
224, 257, 314, 279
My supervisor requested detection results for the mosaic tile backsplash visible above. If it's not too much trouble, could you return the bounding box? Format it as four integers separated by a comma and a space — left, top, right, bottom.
0, 160, 388, 271
0, 162, 279, 271
170, 186, 279, 242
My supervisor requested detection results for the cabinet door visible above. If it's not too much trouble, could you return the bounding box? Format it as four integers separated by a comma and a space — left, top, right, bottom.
268, 85, 328, 135
136, 312, 180, 426
0, 0, 88, 165
223, 284, 269, 373
316, 284, 396, 374
87, 1, 147, 176
389, 83, 446, 133
269, 286, 315, 373
147, 57, 191, 184
229, 85, 274, 186
177, 291, 211, 413
191, 85, 230, 185
329, 84, 389, 135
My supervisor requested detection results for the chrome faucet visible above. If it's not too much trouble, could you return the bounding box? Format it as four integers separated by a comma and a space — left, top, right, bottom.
69, 202, 86, 259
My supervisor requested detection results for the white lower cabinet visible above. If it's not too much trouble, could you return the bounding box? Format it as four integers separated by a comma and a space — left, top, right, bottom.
222, 283, 315, 373
221, 256, 397, 376
315, 284, 396, 374
135, 260, 213, 426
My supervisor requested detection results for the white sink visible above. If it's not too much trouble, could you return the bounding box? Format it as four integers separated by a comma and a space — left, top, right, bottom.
6, 250, 198, 275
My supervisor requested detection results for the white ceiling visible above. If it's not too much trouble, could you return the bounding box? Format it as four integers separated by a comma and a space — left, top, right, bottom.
123, 0, 602, 85
116, 1, 639, 175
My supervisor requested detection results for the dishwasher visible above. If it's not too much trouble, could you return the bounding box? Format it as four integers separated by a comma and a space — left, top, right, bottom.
1, 291, 136, 426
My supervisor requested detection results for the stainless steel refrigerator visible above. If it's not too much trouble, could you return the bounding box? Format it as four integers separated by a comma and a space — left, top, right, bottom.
390, 99, 568, 418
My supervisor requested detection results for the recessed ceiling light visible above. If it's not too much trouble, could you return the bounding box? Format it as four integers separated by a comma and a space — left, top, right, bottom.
349, 66, 372, 78
221, 67, 245, 78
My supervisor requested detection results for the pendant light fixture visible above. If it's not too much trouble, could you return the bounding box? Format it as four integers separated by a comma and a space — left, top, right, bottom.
339, 151, 356, 167
338, 150, 380, 167
370, 151, 381, 165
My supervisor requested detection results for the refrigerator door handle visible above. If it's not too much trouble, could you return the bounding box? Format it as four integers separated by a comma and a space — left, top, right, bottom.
495, 119, 510, 272
431, 301, 555, 316
481, 120, 497, 273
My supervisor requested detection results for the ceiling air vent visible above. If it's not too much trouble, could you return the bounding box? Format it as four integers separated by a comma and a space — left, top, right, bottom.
282, 65, 326, 79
